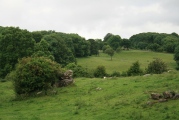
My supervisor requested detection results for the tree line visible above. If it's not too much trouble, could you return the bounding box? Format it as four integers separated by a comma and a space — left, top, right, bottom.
130, 32, 179, 53
0, 26, 179, 79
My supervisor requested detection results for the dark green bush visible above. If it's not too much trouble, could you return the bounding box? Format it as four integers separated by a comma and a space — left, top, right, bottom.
12, 57, 63, 97
127, 61, 143, 76
65, 63, 93, 78
116, 47, 122, 53
0, 78, 6, 82
121, 71, 128, 77
94, 65, 107, 78
146, 58, 167, 74
111, 71, 120, 77
176, 61, 179, 70
174, 45, 179, 70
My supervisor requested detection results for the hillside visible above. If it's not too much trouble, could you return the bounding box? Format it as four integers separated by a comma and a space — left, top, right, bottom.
0, 71, 179, 120
77, 50, 175, 74
0, 50, 179, 120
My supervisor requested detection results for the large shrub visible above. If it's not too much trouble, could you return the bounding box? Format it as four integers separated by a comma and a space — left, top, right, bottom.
65, 63, 93, 78
127, 61, 143, 76
12, 57, 63, 96
116, 46, 122, 53
174, 45, 179, 70
94, 65, 107, 78
146, 58, 167, 74
111, 71, 120, 77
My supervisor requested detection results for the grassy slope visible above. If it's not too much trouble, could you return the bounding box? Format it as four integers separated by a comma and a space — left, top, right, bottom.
77, 50, 175, 74
0, 50, 179, 120
1, 72, 179, 120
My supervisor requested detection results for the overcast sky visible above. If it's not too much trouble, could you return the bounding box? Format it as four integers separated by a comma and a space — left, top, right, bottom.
0, 0, 179, 39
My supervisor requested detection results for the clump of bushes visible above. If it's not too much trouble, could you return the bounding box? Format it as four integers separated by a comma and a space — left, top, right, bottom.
116, 46, 122, 53
63, 58, 168, 78
0, 78, 6, 82
146, 58, 167, 74
121, 71, 128, 77
174, 45, 179, 70
111, 71, 120, 77
176, 61, 179, 70
11, 57, 63, 98
65, 63, 93, 78
64, 58, 167, 79
94, 65, 107, 78
127, 61, 143, 76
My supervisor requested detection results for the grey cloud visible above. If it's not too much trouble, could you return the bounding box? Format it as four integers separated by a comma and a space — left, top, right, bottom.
0, 0, 178, 39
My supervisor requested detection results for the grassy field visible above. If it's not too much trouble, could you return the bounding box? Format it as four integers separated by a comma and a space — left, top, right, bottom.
77, 50, 176, 74
0, 50, 179, 120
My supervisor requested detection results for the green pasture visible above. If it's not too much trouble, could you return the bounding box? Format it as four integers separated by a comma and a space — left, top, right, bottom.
1, 71, 179, 120
0, 50, 179, 120
77, 50, 176, 74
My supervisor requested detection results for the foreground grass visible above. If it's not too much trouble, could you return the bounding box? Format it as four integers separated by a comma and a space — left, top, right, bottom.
1, 71, 179, 120
77, 50, 175, 74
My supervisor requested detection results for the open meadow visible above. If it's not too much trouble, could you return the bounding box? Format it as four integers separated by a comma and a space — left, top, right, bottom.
77, 50, 176, 74
0, 50, 179, 120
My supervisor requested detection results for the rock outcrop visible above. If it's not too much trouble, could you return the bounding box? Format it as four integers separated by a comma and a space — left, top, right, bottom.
150, 93, 162, 100
148, 91, 179, 105
56, 70, 74, 87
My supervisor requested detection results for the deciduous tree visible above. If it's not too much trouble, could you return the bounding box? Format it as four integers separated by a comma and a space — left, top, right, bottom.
105, 47, 115, 60
0, 27, 35, 78
88, 39, 99, 56
43, 34, 76, 66
174, 45, 179, 70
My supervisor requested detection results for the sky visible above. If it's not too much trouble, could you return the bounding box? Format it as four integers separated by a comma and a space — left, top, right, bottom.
0, 0, 179, 39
